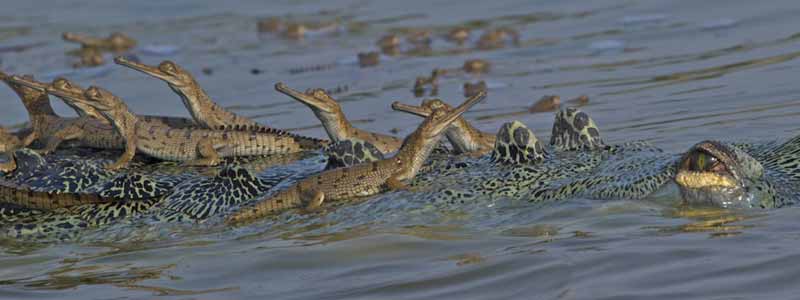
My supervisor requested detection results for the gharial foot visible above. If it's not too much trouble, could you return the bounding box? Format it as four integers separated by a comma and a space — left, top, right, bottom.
183, 157, 221, 167
303, 191, 325, 212
105, 160, 128, 171
386, 176, 409, 191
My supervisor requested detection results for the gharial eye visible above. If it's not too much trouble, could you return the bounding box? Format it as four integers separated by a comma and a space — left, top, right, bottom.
159, 62, 177, 73
687, 151, 720, 172
312, 89, 327, 98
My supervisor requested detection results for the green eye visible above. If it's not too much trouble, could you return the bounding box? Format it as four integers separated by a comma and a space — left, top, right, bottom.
696, 153, 707, 169
690, 151, 718, 171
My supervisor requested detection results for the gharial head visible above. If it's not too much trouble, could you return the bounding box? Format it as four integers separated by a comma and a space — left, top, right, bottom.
675, 140, 775, 208
391, 99, 454, 118
63, 32, 136, 50
115, 57, 194, 89
80, 86, 127, 114
3, 74, 48, 103
45, 77, 107, 121
275, 82, 342, 115
415, 91, 485, 139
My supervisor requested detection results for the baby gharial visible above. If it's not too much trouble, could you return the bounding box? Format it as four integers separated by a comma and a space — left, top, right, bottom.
392, 98, 495, 156
60, 86, 322, 169
226, 91, 487, 224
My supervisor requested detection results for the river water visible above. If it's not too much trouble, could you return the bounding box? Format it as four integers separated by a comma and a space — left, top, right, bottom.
1, 0, 800, 299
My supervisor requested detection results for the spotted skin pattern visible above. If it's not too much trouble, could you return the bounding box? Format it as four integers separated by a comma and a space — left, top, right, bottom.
0, 149, 194, 240
491, 121, 546, 165
155, 166, 275, 220
550, 107, 606, 151
6, 103, 800, 241
417, 108, 674, 205
323, 139, 385, 169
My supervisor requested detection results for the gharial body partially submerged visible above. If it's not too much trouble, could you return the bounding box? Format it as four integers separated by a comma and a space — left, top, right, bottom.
2, 101, 800, 241
1, 61, 800, 242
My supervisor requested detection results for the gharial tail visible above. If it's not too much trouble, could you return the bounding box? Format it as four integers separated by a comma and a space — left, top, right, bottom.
0, 180, 110, 210
225, 186, 306, 225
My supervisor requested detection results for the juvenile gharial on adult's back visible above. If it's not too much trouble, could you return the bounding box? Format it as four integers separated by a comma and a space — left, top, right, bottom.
60, 86, 325, 169
226, 91, 487, 224
275, 82, 404, 155
5, 75, 196, 153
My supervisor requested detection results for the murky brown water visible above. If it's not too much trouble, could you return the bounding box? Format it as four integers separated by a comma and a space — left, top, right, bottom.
2, 0, 800, 299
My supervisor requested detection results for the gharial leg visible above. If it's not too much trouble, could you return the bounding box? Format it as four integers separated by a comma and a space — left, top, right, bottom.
20, 132, 38, 148
386, 175, 409, 191
106, 138, 137, 170
185, 140, 221, 166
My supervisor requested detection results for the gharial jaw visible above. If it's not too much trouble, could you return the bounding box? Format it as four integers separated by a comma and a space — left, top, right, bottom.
114, 56, 190, 87
276, 82, 402, 153
47, 77, 110, 123
392, 91, 486, 181
2, 74, 56, 116
391, 98, 493, 154
58, 86, 138, 139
